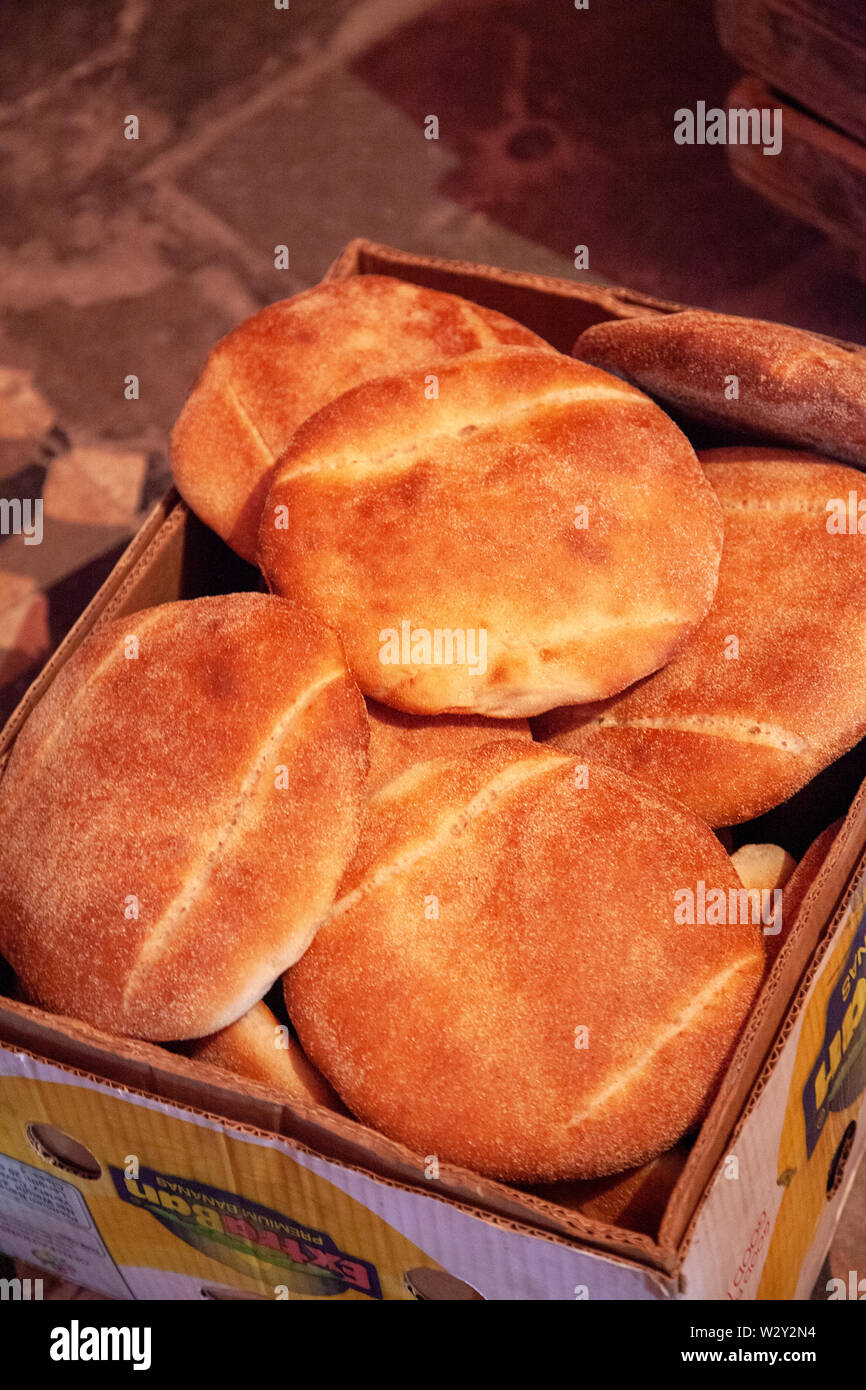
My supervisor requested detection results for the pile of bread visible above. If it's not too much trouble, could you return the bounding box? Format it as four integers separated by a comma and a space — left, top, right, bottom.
1, 273, 865, 1194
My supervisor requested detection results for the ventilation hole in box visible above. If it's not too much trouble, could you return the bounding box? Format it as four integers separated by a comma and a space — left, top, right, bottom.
826, 1120, 856, 1200
25, 1123, 101, 1180
403, 1267, 485, 1300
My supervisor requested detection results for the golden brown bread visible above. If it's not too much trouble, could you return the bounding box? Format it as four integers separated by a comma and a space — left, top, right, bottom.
171, 275, 551, 561
535, 449, 866, 826
731, 843, 794, 966
0, 593, 368, 1040
574, 310, 866, 465
190, 1001, 345, 1112
285, 741, 764, 1182
260, 347, 723, 717
366, 697, 531, 795
730, 844, 796, 894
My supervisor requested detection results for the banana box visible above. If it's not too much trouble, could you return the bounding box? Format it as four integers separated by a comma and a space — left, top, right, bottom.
2, 240, 866, 1300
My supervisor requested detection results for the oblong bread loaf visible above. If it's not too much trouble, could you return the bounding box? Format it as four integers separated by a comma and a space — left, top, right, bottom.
172, 275, 551, 561
574, 310, 866, 465
366, 697, 531, 795
285, 741, 764, 1182
535, 450, 866, 826
260, 347, 723, 717
0, 593, 368, 1040
191, 1001, 344, 1112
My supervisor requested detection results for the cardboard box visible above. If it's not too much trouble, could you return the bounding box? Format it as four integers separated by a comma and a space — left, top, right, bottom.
1, 240, 865, 1301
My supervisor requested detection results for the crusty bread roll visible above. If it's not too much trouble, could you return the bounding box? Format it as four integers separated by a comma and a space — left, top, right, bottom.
536, 450, 866, 826
731, 844, 796, 894
574, 310, 866, 466
285, 741, 764, 1182
191, 1001, 344, 1112
731, 843, 794, 963
366, 698, 531, 795
172, 275, 550, 562
0, 594, 368, 1040
260, 347, 723, 717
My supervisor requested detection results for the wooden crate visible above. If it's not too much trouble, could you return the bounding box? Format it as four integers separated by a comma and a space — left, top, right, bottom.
715, 1, 866, 274
723, 76, 866, 270
716, 0, 866, 144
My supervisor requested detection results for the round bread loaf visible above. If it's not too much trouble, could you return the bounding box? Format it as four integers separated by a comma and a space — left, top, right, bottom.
171, 275, 551, 562
260, 347, 723, 717
536, 449, 866, 826
0, 593, 368, 1040
366, 697, 531, 795
285, 741, 764, 1181
574, 310, 866, 465
191, 1001, 344, 1112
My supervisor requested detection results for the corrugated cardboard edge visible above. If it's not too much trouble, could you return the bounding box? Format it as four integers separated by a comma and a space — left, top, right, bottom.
324, 238, 866, 354
1, 238, 865, 1287
324, 236, 686, 323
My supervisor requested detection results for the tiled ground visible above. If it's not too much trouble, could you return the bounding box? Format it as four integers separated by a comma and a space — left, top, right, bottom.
0, 0, 864, 1299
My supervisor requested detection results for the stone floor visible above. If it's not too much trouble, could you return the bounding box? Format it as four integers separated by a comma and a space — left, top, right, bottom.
0, 0, 864, 1299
